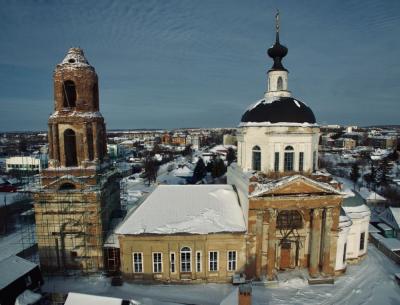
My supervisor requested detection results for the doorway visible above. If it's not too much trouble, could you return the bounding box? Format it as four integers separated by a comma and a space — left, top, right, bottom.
280, 241, 291, 269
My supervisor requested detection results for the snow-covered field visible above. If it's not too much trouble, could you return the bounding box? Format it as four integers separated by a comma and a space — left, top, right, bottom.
42, 245, 400, 305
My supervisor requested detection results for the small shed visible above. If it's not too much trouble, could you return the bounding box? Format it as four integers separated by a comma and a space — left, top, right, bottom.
0, 256, 43, 305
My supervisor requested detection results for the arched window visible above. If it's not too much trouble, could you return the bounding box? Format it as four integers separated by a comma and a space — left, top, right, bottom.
180, 247, 191, 272
252, 146, 261, 171
277, 76, 283, 90
63, 80, 77, 108
277, 210, 303, 229
284, 145, 294, 172
59, 182, 76, 190
64, 129, 78, 167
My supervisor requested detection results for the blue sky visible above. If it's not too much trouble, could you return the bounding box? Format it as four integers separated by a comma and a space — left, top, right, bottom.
1, 0, 399, 131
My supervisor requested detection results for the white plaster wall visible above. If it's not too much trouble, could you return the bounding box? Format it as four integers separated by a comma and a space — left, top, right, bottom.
335, 219, 351, 271
237, 126, 319, 174
344, 213, 370, 259
267, 70, 289, 93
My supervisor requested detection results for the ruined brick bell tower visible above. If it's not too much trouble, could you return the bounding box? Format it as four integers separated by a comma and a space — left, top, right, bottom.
34, 48, 120, 273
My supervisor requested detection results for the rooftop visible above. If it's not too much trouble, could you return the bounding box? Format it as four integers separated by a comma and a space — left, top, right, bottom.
0, 256, 38, 290
116, 185, 246, 235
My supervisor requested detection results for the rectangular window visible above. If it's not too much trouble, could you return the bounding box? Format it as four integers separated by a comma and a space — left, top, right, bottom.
209, 251, 218, 271
274, 152, 279, 172
313, 151, 317, 171
343, 243, 347, 263
227, 251, 237, 271
360, 232, 365, 251
133, 252, 143, 273
170, 252, 176, 273
196, 251, 202, 272
284, 152, 294, 171
153, 252, 162, 273
181, 249, 191, 272
299, 152, 304, 172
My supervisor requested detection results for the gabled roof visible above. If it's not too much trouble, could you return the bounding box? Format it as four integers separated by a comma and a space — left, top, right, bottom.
250, 175, 342, 198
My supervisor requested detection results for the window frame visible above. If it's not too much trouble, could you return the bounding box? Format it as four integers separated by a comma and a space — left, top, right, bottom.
227, 250, 237, 272
196, 251, 202, 273
152, 252, 163, 273
299, 152, 304, 172
170, 252, 176, 273
180, 247, 192, 273
284, 146, 294, 172
252, 146, 261, 171
274, 152, 280, 172
208, 251, 219, 272
360, 232, 365, 251
132, 252, 143, 273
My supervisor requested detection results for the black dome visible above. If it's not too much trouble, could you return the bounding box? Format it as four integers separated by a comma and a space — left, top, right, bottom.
241, 97, 316, 124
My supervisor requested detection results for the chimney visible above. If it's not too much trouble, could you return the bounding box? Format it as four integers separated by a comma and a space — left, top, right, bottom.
238, 284, 252, 305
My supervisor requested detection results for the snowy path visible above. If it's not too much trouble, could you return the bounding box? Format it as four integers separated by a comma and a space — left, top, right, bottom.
42, 246, 400, 305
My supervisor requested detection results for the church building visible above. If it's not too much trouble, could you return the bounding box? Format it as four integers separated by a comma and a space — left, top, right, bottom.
116, 13, 370, 283
34, 48, 120, 272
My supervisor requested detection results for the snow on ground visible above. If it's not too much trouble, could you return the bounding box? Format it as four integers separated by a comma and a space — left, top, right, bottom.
42, 246, 400, 305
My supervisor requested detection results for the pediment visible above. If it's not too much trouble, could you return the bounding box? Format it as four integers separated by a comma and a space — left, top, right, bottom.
250, 175, 341, 198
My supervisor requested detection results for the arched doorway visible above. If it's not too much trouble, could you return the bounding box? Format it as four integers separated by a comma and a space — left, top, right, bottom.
64, 129, 77, 167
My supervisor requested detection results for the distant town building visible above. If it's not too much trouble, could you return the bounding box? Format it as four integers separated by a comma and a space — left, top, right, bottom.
334, 138, 356, 150
6, 155, 48, 172
368, 135, 397, 150
223, 134, 237, 146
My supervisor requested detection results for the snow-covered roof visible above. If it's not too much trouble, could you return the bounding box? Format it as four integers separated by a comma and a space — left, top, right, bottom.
368, 224, 381, 234
65, 293, 137, 305
358, 187, 386, 202
377, 223, 392, 231
389, 207, 400, 227
116, 185, 246, 235
250, 175, 341, 198
379, 238, 400, 252
0, 256, 38, 290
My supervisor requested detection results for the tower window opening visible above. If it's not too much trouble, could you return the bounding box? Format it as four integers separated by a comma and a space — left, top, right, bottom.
252, 146, 261, 171
277, 76, 283, 90
87, 126, 94, 161
64, 129, 78, 167
284, 146, 294, 172
59, 182, 76, 190
63, 80, 77, 108
93, 82, 99, 110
